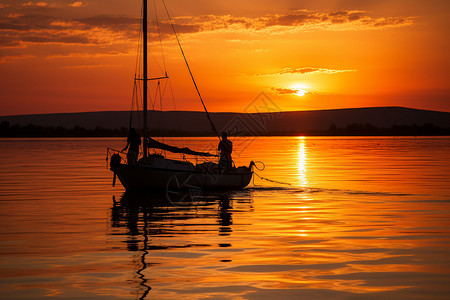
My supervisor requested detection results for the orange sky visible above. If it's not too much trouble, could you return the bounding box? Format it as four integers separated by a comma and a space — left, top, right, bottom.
0, 0, 449, 115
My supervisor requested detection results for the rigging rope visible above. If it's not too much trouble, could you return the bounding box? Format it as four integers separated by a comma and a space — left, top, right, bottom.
161, 0, 220, 140
129, 78, 136, 129
253, 172, 292, 186
251, 161, 292, 186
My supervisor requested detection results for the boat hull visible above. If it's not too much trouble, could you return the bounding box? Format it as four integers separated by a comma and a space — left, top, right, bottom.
113, 164, 253, 191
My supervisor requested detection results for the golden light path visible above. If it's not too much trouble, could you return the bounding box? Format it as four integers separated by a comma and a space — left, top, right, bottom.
297, 136, 308, 188
296, 137, 310, 237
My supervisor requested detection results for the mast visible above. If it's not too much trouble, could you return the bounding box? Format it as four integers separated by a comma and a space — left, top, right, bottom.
142, 0, 148, 158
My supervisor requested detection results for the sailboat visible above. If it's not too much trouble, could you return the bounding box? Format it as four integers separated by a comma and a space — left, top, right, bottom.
107, 0, 253, 191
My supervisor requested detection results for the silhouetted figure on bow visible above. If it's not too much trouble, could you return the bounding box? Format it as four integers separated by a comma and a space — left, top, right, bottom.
218, 132, 233, 171
122, 128, 141, 166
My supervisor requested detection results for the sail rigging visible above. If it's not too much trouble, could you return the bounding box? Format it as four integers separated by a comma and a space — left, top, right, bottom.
130, 0, 220, 158
107, 0, 254, 191
127, 0, 221, 160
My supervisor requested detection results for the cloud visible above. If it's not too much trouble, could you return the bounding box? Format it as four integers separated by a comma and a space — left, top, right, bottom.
0, 14, 57, 31
0, 11, 201, 49
270, 87, 314, 96
0, 8, 415, 57
69, 2, 84, 8
20, 34, 93, 44
271, 88, 301, 95
75, 15, 139, 29
63, 64, 121, 69
169, 10, 414, 34
0, 54, 35, 63
21, 2, 48, 7
258, 67, 357, 76
47, 50, 131, 59
262, 10, 414, 31
0, 13, 136, 48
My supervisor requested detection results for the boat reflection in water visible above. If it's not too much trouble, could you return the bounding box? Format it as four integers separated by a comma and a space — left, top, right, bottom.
109, 189, 253, 299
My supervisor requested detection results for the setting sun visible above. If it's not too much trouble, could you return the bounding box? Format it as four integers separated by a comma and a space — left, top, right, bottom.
296, 89, 307, 97
290, 84, 309, 97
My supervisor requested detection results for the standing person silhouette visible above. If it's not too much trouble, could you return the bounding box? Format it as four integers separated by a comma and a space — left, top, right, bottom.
218, 132, 233, 171
122, 128, 141, 166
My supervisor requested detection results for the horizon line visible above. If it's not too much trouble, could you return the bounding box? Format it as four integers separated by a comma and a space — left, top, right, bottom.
2, 106, 449, 118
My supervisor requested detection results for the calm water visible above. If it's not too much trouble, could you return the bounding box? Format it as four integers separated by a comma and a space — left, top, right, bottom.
0, 137, 449, 299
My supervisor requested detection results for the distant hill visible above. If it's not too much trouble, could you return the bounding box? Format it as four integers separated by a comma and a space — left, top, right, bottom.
1, 107, 449, 136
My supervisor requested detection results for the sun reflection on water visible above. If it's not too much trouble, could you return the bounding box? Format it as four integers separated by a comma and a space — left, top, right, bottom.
297, 137, 308, 188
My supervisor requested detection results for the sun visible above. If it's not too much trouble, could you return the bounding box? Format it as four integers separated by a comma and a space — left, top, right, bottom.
291, 84, 309, 97
296, 89, 307, 97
